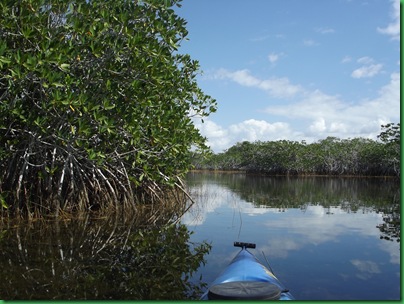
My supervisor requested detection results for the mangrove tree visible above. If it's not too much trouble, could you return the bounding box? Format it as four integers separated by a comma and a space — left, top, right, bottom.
0, 0, 216, 217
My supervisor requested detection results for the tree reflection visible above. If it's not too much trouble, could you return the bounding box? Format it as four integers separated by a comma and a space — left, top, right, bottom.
186, 172, 400, 243
376, 203, 400, 243
187, 172, 399, 210
0, 215, 211, 300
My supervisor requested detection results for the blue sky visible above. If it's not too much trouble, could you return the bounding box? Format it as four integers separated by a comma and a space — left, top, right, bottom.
176, 0, 400, 152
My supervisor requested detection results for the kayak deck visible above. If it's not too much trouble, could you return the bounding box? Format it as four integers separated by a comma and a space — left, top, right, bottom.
201, 242, 294, 300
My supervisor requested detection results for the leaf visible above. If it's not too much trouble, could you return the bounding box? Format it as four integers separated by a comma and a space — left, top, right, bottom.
34, 117, 42, 126
0, 194, 7, 209
52, 82, 64, 87
60, 63, 70, 71
0, 42, 6, 55
0, 56, 11, 64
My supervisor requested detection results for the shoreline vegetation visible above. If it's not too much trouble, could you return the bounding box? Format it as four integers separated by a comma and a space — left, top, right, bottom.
191, 126, 400, 179
188, 169, 399, 179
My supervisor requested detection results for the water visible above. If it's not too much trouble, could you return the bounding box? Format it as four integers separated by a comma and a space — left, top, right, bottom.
0, 215, 210, 300
0, 172, 399, 300
182, 172, 400, 300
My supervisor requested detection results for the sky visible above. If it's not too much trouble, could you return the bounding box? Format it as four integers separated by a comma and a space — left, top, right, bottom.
175, 0, 400, 153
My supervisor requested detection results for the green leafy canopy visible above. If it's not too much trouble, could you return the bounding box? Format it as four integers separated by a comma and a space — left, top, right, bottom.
0, 0, 216, 215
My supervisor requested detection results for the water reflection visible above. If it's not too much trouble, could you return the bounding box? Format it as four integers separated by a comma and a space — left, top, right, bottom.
183, 172, 400, 300
350, 259, 381, 280
0, 215, 211, 300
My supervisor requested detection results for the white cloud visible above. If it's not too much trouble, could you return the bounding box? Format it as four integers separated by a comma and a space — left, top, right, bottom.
351, 63, 383, 78
357, 56, 374, 65
309, 117, 326, 133
196, 118, 293, 152
205, 69, 399, 152
341, 56, 352, 63
260, 77, 302, 97
250, 33, 272, 42
268, 52, 284, 63
377, 0, 400, 40
315, 27, 335, 34
229, 119, 290, 142
266, 72, 399, 134
303, 39, 316, 46
215, 68, 259, 86
329, 121, 348, 133
214, 68, 302, 98
266, 89, 345, 121
201, 120, 228, 139
376, 72, 400, 104
194, 119, 231, 152
351, 57, 383, 78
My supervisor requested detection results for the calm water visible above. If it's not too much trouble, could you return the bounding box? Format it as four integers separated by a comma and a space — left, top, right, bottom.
182, 172, 400, 300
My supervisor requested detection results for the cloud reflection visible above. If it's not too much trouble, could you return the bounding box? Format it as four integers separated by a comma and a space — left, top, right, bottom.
350, 259, 381, 280
265, 205, 382, 245
183, 174, 400, 299
182, 177, 398, 268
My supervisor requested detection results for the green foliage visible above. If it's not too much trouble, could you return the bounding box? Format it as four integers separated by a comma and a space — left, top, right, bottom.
378, 123, 400, 144
0, 0, 216, 215
194, 124, 400, 177
377, 123, 400, 176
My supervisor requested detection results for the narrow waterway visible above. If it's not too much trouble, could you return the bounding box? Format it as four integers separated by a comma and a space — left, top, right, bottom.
0, 172, 399, 300
182, 172, 400, 300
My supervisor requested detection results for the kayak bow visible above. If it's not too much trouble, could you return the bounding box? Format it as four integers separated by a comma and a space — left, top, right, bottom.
201, 242, 294, 300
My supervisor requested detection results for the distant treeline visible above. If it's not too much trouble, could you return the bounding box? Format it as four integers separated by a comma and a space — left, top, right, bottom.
192, 124, 400, 177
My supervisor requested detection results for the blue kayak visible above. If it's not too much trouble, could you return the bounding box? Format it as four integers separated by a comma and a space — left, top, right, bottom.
201, 242, 294, 300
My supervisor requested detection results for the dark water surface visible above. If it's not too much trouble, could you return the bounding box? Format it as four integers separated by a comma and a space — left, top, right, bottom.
0, 212, 209, 300
182, 172, 400, 300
